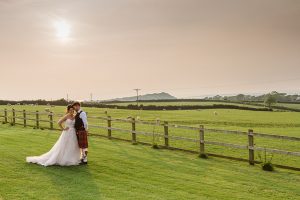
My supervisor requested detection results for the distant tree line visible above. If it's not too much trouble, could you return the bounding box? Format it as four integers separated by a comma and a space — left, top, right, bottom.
206, 91, 300, 103
205, 91, 300, 110
0, 99, 69, 106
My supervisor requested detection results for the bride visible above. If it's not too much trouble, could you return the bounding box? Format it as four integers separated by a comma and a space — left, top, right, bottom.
26, 105, 81, 166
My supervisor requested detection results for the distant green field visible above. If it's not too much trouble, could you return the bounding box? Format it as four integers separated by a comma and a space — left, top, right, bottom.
252, 102, 300, 110
276, 103, 300, 110
106, 101, 300, 111
105, 101, 262, 108
0, 126, 299, 200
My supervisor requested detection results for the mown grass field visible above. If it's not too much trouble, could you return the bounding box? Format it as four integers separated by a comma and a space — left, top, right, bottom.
276, 102, 300, 109
0, 125, 299, 200
0, 105, 300, 168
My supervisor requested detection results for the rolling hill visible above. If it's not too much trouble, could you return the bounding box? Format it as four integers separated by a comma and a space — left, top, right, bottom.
109, 92, 176, 101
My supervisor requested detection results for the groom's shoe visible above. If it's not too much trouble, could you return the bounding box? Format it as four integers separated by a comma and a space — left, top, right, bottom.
80, 156, 88, 165
79, 159, 88, 165
82, 151, 88, 164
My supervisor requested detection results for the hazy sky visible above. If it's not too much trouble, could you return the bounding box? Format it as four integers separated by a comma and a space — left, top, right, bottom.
1, 0, 300, 100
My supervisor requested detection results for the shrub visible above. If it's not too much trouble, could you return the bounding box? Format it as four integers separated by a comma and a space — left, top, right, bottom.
258, 148, 274, 172
262, 162, 274, 171
199, 153, 208, 159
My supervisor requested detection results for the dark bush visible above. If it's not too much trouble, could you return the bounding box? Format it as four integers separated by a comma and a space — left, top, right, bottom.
199, 153, 208, 159
262, 162, 274, 171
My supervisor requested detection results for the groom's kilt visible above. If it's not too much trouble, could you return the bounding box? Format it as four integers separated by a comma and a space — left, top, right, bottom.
76, 130, 88, 148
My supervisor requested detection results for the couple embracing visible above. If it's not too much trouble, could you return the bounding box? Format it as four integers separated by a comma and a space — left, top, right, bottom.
26, 102, 88, 166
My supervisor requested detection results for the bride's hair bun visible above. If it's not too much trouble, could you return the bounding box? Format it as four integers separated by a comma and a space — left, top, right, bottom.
67, 104, 73, 112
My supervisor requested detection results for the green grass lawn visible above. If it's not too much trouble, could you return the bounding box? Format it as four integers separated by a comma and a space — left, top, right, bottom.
0, 125, 299, 200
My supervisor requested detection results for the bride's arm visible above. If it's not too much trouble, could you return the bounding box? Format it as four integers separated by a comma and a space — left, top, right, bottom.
58, 114, 69, 131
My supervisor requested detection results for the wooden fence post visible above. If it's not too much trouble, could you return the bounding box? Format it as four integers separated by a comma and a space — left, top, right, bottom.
23, 110, 26, 127
131, 117, 137, 144
36, 110, 39, 129
107, 116, 112, 139
199, 125, 206, 157
49, 112, 53, 130
164, 121, 169, 147
12, 109, 16, 125
4, 109, 8, 123
248, 129, 255, 165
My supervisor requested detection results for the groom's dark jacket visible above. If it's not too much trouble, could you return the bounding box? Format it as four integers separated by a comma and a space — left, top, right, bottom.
75, 111, 88, 148
75, 111, 85, 131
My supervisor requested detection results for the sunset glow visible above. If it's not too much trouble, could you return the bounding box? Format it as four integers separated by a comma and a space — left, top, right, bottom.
0, 0, 300, 100
53, 20, 70, 41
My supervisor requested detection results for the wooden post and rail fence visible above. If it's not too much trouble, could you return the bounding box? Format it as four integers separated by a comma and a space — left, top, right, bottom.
0, 108, 300, 171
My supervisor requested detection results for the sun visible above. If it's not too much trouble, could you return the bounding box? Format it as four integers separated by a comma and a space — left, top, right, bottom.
53, 20, 71, 40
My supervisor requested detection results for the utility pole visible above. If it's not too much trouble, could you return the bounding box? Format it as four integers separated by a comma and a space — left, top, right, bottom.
133, 89, 141, 107
67, 94, 69, 102
90, 93, 93, 102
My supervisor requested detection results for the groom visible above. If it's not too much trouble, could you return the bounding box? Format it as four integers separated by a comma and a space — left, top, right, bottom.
72, 102, 88, 164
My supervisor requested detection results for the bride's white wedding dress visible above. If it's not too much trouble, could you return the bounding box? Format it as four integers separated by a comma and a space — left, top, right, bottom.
26, 119, 81, 166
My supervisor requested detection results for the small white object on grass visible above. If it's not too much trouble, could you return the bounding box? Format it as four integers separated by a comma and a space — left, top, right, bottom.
156, 118, 160, 125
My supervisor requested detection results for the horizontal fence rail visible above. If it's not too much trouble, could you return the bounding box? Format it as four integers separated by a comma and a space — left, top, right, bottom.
0, 109, 299, 171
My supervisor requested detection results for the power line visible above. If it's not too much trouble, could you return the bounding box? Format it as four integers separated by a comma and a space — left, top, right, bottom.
133, 89, 141, 106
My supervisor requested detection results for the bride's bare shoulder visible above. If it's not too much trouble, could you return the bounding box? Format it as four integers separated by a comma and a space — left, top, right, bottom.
63, 113, 71, 118
65, 113, 74, 119
58, 114, 71, 124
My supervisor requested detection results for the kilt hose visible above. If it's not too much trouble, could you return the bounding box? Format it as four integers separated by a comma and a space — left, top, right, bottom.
76, 130, 88, 149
